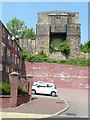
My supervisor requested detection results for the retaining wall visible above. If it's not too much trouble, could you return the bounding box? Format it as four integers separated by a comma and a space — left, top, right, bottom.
0, 94, 30, 108
25, 62, 88, 89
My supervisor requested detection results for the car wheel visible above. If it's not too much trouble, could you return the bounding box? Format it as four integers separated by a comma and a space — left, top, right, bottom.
51, 91, 56, 97
32, 89, 36, 95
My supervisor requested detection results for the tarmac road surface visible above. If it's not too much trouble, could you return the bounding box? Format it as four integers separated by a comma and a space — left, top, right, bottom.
57, 88, 88, 117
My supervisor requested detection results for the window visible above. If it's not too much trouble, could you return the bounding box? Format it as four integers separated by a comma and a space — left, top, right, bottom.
1, 43, 5, 56
0, 64, 3, 71
11, 68, 13, 72
18, 47, 20, 52
12, 54, 14, 62
2, 28, 5, 37
8, 35, 11, 40
7, 49, 10, 56
15, 55, 17, 64
8, 34, 12, 47
17, 58, 19, 64
6, 66, 9, 73
15, 44, 17, 51
12, 41, 14, 47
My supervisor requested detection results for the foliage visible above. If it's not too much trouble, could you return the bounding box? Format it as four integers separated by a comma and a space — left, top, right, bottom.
58, 58, 90, 67
22, 50, 89, 66
0, 82, 10, 95
21, 27, 36, 39
49, 41, 70, 57
7, 17, 26, 39
49, 43, 60, 53
0, 82, 28, 95
22, 50, 48, 62
58, 41, 70, 56
18, 86, 28, 95
81, 41, 90, 53
7, 17, 36, 39
49, 43, 55, 53
22, 51, 29, 60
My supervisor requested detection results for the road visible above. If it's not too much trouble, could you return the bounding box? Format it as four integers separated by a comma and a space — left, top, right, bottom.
57, 88, 88, 117
32, 88, 88, 118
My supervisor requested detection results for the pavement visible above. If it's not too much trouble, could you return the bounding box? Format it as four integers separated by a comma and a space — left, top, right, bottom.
0, 94, 68, 119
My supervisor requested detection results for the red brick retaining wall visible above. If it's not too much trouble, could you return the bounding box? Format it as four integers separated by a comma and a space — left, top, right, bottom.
0, 94, 30, 108
0, 96, 10, 108
17, 94, 30, 106
25, 62, 88, 89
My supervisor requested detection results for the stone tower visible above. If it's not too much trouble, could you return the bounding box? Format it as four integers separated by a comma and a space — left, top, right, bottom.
36, 11, 81, 59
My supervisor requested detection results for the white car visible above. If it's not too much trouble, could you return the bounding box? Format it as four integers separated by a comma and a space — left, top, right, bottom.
32, 82, 58, 97
33, 81, 44, 86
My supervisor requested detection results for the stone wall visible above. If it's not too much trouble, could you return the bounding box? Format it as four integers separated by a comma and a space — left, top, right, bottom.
18, 11, 83, 60
19, 39, 36, 55
49, 52, 66, 60
36, 11, 81, 59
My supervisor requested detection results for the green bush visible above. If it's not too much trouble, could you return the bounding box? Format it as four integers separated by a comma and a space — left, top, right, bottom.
81, 41, 90, 53
18, 86, 28, 95
58, 41, 70, 56
22, 51, 29, 60
24, 50, 48, 63
0, 82, 10, 95
22, 47, 89, 66
0, 82, 28, 95
49, 43, 61, 53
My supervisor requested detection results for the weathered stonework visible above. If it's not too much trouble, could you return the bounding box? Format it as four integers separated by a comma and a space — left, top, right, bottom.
36, 11, 81, 59
19, 11, 81, 59
49, 52, 66, 60
19, 39, 36, 55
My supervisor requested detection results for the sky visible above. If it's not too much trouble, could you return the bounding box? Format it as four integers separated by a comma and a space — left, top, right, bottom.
0, 2, 88, 44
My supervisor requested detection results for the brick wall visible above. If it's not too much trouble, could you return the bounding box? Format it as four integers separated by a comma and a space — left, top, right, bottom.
25, 62, 88, 89
17, 94, 30, 106
0, 96, 10, 108
0, 95, 30, 108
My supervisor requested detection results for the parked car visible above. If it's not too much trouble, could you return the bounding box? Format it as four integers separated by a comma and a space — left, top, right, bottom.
32, 82, 58, 97
33, 81, 44, 86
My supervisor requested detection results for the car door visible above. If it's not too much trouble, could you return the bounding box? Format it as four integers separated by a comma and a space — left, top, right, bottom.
42, 84, 52, 94
36, 85, 46, 94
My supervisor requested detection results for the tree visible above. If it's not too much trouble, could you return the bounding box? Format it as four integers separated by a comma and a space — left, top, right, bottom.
7, 17, 36, 39
21, 27, 36, 39
7, 17, 26, 39
81, 41, 90, 53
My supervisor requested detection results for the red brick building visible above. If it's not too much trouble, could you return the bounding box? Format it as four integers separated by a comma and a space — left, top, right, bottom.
0, 20, 23, 82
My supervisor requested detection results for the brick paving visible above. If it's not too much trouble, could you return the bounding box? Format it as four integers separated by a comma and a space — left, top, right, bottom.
2, 96, 66, 115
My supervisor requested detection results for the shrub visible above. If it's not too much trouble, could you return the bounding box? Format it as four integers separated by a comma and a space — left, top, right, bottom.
81, 41, 90, 53
18, 86, 28, 95
0, 82, 10, 95
49, 43, 61, 53
58, 41, 70, 57
22, 51, 29, 60
0, 82, 28, 95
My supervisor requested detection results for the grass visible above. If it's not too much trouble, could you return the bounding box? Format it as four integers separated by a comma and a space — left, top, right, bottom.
30, 57, 90, 67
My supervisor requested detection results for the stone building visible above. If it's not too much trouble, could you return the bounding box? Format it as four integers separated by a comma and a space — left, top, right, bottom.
36, 11, 81, 59
19, 39, 36, 55
18, 11, 81, 59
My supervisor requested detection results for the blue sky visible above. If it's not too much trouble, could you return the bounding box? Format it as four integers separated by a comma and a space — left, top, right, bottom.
1, 2, 88, 44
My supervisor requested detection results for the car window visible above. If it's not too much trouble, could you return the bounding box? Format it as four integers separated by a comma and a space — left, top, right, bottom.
37, 85, 46, 87
47, 84, 53, 87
